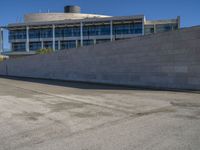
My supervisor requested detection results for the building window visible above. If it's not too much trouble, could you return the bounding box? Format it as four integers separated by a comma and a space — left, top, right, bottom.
41, 29, 52, 38
144, 25, 155, 35
83, 24, 111, 36
12, 42, 26, 51
29, 42, 42, 51
44, 41, 53, 49
56, 27, 80, 38
96, 39, 110, 44
156, 24, 174, 32
55, 28, 63, 37
173, 25, 178, 30
113, 22, 143, 35
63, 28, 73, 37
29, 29, 40, 39
9, 30, 26, 41
83, 40, 94, 46
61, 40, 76, 49
99, 25, 110, 35
55, 41, 59, 50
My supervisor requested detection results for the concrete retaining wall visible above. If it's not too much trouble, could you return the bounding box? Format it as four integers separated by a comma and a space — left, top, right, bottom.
0, 26, 200, 90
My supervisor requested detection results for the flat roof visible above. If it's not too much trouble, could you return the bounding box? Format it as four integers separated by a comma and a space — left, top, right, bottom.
7, 15, 145, 29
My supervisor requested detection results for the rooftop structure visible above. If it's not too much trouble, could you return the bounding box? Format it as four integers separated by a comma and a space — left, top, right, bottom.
24, 5, 110, 23
0, 5, 180, 57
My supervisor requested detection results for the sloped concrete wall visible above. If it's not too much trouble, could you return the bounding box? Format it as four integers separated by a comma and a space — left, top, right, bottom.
0, 26, 200, 90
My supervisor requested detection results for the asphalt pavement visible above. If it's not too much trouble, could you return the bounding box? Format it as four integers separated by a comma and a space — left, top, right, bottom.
0, 77, 199, 150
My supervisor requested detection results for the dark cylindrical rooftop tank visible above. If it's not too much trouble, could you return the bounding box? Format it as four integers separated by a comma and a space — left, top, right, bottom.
64, 6, 81, 13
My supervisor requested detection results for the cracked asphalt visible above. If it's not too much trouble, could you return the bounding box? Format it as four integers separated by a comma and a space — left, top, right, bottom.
0, 77, 200, 150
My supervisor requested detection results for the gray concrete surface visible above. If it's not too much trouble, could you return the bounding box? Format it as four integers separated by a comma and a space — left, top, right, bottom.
0, 26, 200, 90
0, 77, 200, 150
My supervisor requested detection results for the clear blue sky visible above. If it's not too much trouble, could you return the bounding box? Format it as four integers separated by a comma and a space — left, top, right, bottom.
0, 0, 200, 48
1, 0, 200, 27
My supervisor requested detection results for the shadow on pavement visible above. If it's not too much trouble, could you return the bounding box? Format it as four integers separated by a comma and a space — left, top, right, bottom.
0, 75, 200, 93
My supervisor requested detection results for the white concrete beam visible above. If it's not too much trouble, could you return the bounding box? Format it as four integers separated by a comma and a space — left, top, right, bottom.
76, 40, 78, 48
58, 40, 61, 50
41, 40, 44, 49
110, 20, 113, 42
0, 28, 3, 54
26, 26, 30, 52
142, 17, 145, 35
177, 16, 181, 29
52, 25, 56, 51
154, 24, 157, 33
80, 22, 83, 47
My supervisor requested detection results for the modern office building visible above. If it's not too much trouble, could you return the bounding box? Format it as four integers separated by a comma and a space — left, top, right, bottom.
0, 5, 180, 57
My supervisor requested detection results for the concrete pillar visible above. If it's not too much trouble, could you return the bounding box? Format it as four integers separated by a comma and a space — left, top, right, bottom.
52, 25, 55, 51
26, 26, 30, 52
94, 39, 96, 45
142, 17, 145, 35
110, 20, 113, 42
177, 16, 181, 29
58, 40, 61, 50
0, 28, 3, 54
75, 40, 78, 48
41, 40, 44, 49
154, 24, 157, 33
80, 22, 83, 47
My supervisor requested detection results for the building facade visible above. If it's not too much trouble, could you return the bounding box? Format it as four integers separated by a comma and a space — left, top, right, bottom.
0, 6, 180, 56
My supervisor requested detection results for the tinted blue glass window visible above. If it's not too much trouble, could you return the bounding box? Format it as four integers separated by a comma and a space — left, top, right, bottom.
173, 25, 178, 30
83, 25, 110, 36
96, 39, 110, 44
73, 27, 80, 37
12, 42, 26, 51
29, 42, 41, 51
41, 29, 52, 38
29, 30, 40, 39
156, 24, 175, 32
44, 41, 53, 49
55, 41, 58, 50
83, 40, 94, 46
63, 28, 73, 37
164, 25, 172, 31
99, 25, 110, 35
55, 28, 63, 37
9, 30, 26, 41
56, 27, 80, 38
113, 22, 143, 35
61, 40, 76, 49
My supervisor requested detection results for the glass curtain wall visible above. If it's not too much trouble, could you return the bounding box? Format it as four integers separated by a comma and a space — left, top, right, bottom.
29, 29, 41, 39
29, 42, 41, 51
83, 40, 94, 46
83, 24, 111, 36
113, 22, 143, 35
55, 27, 80, 38
40, 29, 52, 38
44, 41, 53, 49
9, 30, 26, 41
12, 42, 26, 51
144, 25, 155, 35
61, 40, 76, 49
9, 20, 143, 41
156, 24, 178, 32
